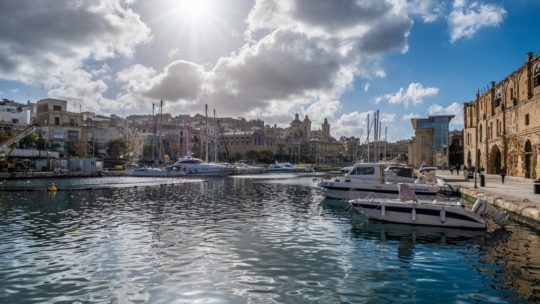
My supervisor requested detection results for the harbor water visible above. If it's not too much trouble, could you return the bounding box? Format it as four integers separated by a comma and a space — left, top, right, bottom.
1, 175, 539, 303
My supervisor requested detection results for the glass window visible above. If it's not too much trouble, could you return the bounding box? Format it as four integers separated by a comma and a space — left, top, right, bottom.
534, 64, 540, 88
353, 166, 375, 175
495, 89, 502, 107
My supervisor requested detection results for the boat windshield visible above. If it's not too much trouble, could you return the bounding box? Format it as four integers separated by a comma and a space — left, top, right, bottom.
349, 166, 375, 176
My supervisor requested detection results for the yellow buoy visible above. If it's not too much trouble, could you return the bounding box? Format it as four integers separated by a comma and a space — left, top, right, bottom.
48, 182, 57, 192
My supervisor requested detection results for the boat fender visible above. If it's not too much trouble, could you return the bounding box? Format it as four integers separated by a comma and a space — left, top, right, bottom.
381, 203, 385, 216
472, 199, 487, 215
440, 206, 446, 223
48, 183, 57, 192
412, 208, 416, 222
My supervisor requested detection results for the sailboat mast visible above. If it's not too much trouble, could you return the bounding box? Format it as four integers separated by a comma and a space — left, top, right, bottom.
205, 104, 209, 163
151, 103, 155, 163
159, 99, 164, 162
367, 113, 370, 162
213, 109, 218, 162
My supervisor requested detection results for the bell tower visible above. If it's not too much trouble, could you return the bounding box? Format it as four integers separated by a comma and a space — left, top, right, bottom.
322, 118, 330, 137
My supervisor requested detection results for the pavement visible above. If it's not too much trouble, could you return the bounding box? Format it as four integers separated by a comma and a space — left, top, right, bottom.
437, 170, 540, 229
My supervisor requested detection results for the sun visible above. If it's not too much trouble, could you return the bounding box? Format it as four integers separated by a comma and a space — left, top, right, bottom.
180, 0, 213, 18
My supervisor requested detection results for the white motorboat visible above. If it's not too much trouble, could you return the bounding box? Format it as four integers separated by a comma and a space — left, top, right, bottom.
233, 162, 263, 175
266, 162, 314, 173
171, 155, 235, 176
319, 163, 440, 199
349, 184, 508, 229
129, 167, 186, 177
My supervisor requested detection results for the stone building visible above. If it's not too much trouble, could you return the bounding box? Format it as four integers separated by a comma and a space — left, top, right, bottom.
218, 114, 344, 163
408, 115, 454, 168
464, 52, 540, 178
33, 98, 83, 153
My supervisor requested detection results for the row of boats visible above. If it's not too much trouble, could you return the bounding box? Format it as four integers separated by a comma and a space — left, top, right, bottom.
317, 162, 509, 230
129, 156, 314, 177
131, 158, 509, 231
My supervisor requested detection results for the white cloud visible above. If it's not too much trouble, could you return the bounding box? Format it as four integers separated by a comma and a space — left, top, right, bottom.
376, 82, 439, 107
402, 112, 420, 120
380, 113, 396, 123
131, 0, 416, 121
332, 111, 370, 139
0, 0, 152, 110
168, 48, 181, 59
363, 83, 371, 92
449, 0, 506, 42
405, 0, 445, 23
428, 102, 463, 129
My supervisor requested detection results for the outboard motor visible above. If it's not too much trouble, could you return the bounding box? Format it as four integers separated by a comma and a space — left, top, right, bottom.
472, 199, 509, 227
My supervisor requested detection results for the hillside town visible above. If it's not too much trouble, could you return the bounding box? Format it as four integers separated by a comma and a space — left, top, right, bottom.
1, 97, 414, 173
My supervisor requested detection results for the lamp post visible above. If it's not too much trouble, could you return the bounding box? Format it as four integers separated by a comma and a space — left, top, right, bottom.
473, 166, 477, 188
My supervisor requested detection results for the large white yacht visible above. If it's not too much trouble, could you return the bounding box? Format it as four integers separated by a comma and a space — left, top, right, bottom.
129, 166, 186, 177
266, 162, 314, 173
319, 162, 442, 199
170, 155, 235, 176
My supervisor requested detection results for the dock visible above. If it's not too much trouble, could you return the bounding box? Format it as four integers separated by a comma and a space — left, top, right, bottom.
439, 170, 540, 229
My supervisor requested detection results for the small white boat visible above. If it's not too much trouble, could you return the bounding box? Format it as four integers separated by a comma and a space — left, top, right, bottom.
319, 163, 440, 199
233, 162, 263, 175
350, 184, 508, 229
266, 162, 314, 173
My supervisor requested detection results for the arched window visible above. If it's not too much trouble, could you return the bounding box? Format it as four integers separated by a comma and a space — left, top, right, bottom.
534, 64, 540, 88
479, 124, 483, 142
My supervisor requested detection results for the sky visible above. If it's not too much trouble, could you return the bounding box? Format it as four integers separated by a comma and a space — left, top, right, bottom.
0, 0, 539, 142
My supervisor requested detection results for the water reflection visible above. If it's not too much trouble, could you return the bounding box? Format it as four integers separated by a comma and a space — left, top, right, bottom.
0, 178, 538, 303
321, 198, 539, 303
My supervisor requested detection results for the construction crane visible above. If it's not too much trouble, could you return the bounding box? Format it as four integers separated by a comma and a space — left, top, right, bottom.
0, 125, 38, 171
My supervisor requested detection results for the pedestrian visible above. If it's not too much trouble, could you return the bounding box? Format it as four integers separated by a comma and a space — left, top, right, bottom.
450, 165, 454, 175
456, 165, 460, 176
500, 166, 506, 184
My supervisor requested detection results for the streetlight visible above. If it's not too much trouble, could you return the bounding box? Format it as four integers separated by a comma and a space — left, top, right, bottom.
473, 166, 477, 188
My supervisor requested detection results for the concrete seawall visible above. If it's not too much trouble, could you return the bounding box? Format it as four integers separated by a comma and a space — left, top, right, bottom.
439, 170, 540, 230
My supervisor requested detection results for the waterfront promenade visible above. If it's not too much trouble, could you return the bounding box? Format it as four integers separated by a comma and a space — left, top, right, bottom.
438, 170, 540, 229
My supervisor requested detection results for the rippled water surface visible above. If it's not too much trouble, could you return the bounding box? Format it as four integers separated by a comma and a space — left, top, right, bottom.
1, 175, 539, 303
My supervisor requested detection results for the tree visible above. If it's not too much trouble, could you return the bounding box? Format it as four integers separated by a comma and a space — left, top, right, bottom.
68, 140, 90, 157
106, 138, 129, 159
258, 150, 274, 163
245, 150, 260, 163
0, 130, 9, 144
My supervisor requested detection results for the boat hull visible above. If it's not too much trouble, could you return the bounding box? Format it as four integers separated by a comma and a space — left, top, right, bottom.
129, 169, 186, 177
319, 181, 438, 200
351, 199, 486, 229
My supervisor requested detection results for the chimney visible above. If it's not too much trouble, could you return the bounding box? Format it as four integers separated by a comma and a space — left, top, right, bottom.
527, 52, 533, 62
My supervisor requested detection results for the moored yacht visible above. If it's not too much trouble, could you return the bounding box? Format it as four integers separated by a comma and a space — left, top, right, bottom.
266, 162, 314, 173
129, 166, 187, 177
171, 155, 234, 176
233, 161, 263, 175
349, 184, 508, 229
318, 162, 441, 199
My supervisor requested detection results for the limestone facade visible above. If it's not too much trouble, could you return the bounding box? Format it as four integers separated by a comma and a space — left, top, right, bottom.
464, 52, 540, 178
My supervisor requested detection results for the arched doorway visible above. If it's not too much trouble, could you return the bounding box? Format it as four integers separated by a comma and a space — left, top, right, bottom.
524, 140, 533, 178
489, 145, 502, 174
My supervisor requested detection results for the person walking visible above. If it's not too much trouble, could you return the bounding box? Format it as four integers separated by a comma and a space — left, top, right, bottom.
456, 165, 460, 176
500, 167, 506, 184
